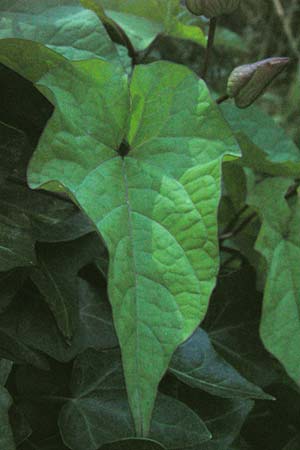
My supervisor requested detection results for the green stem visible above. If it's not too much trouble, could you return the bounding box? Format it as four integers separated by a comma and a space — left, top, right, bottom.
202, 17, 217, 80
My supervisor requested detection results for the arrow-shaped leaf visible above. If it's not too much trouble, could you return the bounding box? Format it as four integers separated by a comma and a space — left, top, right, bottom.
0, 39, 239, 434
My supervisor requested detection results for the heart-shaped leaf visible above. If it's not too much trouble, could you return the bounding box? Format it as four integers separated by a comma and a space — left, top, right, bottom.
0, 37, 239, 434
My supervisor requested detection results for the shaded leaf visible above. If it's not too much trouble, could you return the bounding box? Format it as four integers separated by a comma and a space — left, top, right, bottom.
0, 359, 13, 385
198, 399, 254, 450
0, 385, 15, 450
246, 176, 300, 384
221, 103, 300, 176
59, 349, 211, 450
10, 405, 32, 446
0, 197, 36, 271
90, 0, 205, 51
0, 268, 27, 313
282, 435, 300, 450
204, 265, 280, 388
101, 438, 166, 450
0, 276, 117, 363
169, 327, 273, 400
1, 181, 94, 243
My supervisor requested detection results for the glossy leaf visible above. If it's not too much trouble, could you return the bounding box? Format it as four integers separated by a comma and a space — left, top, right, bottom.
59, 349, 211, 449
169, 327, 273, 400
246, 176, 300, 384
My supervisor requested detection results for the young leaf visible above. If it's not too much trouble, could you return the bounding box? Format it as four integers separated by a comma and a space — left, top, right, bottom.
169, 328, 273, 400
0, 385, 15, 450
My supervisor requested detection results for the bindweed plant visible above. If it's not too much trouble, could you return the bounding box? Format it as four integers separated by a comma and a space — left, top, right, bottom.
0, 1, 299, 449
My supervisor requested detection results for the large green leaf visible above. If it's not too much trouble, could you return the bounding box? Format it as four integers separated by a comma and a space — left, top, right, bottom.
89, 0, 205, 51
0, 386, 15, 450
0, 0, 122, 65
169, 328, 273, 400
221, 103, 300, 176
59, 349, 211, 449
0, 40, 238, 434
246, 176, 300, 384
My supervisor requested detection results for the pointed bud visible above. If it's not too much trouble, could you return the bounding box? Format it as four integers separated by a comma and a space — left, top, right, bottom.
185, 0, 240, 18
227, 57, 290, 108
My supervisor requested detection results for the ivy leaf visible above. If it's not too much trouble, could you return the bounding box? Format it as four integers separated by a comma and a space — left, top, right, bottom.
282, 435, 300, 450
89, 0, 205, 51
246, 176, 300, 384
31, 238, 104, 339
0, 40, 238, 434
101, 438, 167, 450
204, 265, 280, 388
0, 0, 122, 65
0, 386, 15, 450
0, 275, 117, 363
0, 359, 13, 385
169, 328, 273, 400
221, 103, 300, 176
198, 399, 254, 450
0, 197, 36, 271
59, 349, 211, 450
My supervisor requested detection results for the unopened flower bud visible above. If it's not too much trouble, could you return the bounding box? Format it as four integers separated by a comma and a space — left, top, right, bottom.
227, 57, 290, 108
185, 0, 240, 18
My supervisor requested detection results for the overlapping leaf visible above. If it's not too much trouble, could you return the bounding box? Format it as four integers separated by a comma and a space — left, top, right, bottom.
169, 328, 273, 400
221, 103, 300, 176
58, 349, 211, 449
0, 35, 239, 434
0, 0, 123, 65
0, 267, 117, 364
0, 386, 15, 450
246, 176, 300, 384
88, 0, 205, 51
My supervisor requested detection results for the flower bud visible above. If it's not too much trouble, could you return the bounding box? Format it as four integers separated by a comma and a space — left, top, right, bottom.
227, 57, 290, 108
185, 0, 240, 18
